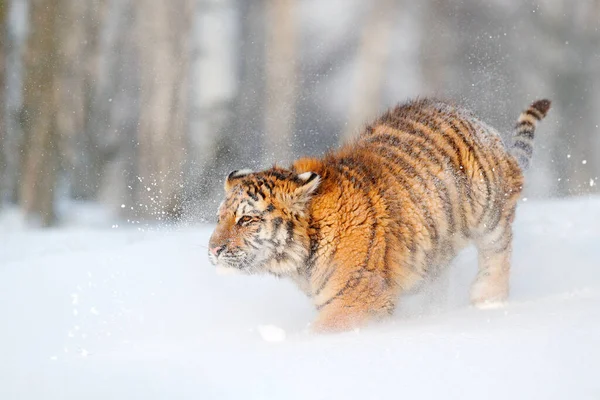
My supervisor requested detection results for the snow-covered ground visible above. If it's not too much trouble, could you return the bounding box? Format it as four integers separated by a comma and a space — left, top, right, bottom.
1, 197, 599, 399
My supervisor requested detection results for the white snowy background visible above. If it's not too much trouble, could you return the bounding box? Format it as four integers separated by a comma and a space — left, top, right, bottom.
1, 197, 599, 399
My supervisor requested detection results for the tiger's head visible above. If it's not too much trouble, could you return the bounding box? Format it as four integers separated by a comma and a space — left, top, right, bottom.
208, 167, 321, 276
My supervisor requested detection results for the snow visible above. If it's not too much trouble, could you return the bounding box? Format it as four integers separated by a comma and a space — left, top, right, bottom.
1, 196, 599, 399
257, 325, 287, 343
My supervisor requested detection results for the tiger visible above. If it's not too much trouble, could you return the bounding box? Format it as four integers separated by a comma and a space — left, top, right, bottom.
208, 97, 551, 332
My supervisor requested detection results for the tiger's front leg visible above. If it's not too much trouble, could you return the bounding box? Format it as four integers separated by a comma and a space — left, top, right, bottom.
310, 270, 397, 333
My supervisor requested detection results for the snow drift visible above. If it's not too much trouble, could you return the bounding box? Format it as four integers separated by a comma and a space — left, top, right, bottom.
1, 197, 599, 399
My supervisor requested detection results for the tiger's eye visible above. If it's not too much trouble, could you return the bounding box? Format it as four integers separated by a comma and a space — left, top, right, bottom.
238, 215, 254, 226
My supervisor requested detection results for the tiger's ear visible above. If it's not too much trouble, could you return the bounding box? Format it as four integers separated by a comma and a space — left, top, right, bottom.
224, 169, 252, 191
294, 172, 321, 201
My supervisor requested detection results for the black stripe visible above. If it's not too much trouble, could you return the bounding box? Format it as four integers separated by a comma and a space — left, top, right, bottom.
286, 220, 294, 240
481, 227, 512, 254
450, 119, 495, 227
269, 171, 288, 181
517, 120, 535, 129
272, 217, 283, 240
401, 119, 470, 238
515, 127, 535, 140
362, 146, 438, 267
367, 138, 440, 246
314, 158, 379, 308
398, 141, 456, 236
263, 180, 274, 194
316, 270, 365, 310
243, 238, 259, 250
380, 114, 464, 172
247, 189, 259, 202
484, 206, 503, 234
381, 227, 394, 287
458, 118, 502, 230
402, 113, 474, 230
302, 219, 321, 280
339, 155, 386, 273
337, 158, 380, 270
313, 267, 335, 297
371, 139, 456, 237
513, 140, 533, 157
356, 149, 419, 269
525, 108, 542, 120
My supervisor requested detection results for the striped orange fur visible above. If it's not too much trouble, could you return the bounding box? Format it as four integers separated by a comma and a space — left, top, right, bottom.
208, 98, 551, 332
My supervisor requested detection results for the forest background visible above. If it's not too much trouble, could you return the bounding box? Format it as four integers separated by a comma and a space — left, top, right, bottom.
0, 0, 598, 226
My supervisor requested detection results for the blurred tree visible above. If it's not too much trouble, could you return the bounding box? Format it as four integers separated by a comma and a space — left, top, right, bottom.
19, 0, 63, 226
264, 0, 296, 165
419, 0, 456, 95
186, 0, 243, 219
0, 0, 6, 205
58, 0, 109, 201
1, 0, 599, 227
343, 0, 396, 141
530, 0, 600, 196
230, 0, 267, 171
2, 0, 27, 205
93, 0, 141, 216
186, 0, 267, 221
135, 0, 193, 220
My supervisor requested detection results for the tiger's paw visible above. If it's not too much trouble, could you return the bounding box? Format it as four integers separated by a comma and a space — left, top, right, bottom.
471, 299, 507, 310
311, 309, 366, 334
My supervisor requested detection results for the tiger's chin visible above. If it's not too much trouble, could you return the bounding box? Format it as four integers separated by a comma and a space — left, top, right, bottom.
209, 253, 266, 275
211, 255, 302, 280
212, 262, 260, 275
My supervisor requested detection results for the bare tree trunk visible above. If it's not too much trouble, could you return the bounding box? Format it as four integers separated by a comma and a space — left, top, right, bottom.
135, 0, 193, 220
19, 0, 63, 226
188, 0, 239, 204
3, 0, 27, 204
0, 0, 7, 205
418, 0, 456, 95
188, 0, 265, 221
190, 0, 238, 164
342, 0, 396, 141
55, 0, 86, 198
59, 0, 108, 200
264, 0, 296, 165
93, 0, 140, 217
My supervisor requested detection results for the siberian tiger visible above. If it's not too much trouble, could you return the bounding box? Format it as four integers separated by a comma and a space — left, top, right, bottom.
208, 98, 551, 332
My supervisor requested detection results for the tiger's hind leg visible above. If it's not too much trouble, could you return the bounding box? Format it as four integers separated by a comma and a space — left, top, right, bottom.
470, 208, 516, 308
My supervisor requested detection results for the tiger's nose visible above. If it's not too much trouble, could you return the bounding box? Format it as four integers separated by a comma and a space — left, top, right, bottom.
209, 246, 224, 257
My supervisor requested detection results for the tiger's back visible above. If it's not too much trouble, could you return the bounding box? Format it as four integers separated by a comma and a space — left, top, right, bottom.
209, 97, 551, 332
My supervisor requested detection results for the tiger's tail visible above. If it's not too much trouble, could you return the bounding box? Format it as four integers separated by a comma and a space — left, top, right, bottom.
511, 99, 551, 170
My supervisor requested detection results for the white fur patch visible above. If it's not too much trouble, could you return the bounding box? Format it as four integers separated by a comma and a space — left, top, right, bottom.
296, 172, 321, 195
298, 172, 315, 181
229, 169, 253, 178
